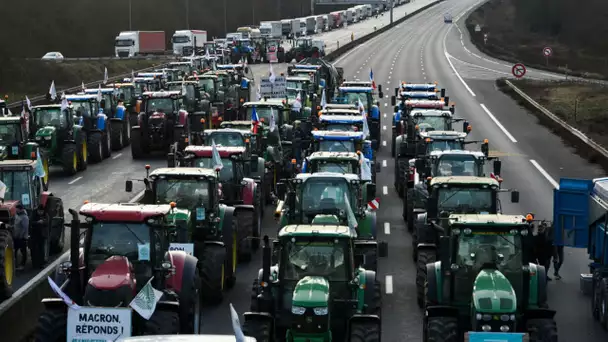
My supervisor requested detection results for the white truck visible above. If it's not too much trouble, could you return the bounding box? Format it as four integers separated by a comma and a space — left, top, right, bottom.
226, 32, 243, 44
171, 30, 207, 55
290, 19, 300, 37
316, 16, 325, 33
260, 21, 282, 39
346, 9, 354, 24
281, 19, 292, 36
306, 17, 316, 35
114, 31, 166, 58
326, 14, 334, 30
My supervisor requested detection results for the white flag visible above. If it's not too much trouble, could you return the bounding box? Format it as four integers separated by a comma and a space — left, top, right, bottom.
212, 140, 224, 170
129, 277, 163, 320
205, 47, 211, 59
0, 180, 6, 200
292, 92, 302, 113
61, 96, 69, 111
360, 157, 372, 181
230, 303, 246, 342
269, 111, 276, 132
81, 82, 85, 91
359, 97, 370, 138
96, 84, 103, 103
49, 81, 57, 101
103, 67, 109, 84
131, 69, 135, 80
269, 63, 276, 84
256, 84, 261, 101
26, 96, 32, 110
343, 192, 358, 234
320, 89, 327, 110
47, 276, 80, 310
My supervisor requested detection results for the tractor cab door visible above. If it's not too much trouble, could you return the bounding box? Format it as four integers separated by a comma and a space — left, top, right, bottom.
44, 195, 65, 240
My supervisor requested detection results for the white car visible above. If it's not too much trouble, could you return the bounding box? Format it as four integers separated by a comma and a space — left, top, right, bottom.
41, 52, 64, 60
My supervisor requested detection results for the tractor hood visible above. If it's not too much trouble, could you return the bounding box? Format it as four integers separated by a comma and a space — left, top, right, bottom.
36, 126, 56, 138
292, 276, 330, 307
311, 214, 340, 225
472, 269, 517, 313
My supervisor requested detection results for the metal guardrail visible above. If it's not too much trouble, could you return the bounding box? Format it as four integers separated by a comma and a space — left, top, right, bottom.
26, 55, 182, 62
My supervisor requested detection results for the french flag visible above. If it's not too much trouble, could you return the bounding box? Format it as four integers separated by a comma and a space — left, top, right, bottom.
369, 69, 376, 89
490, 172, 503, 183
251, 106, 260, 134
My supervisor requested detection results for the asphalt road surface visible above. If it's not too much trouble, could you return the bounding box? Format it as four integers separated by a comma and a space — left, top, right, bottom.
12, 0, 608, 340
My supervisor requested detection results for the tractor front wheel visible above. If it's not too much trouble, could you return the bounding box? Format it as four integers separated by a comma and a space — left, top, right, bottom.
198, 243, 227, 305
0, 230, 14, 300
416, 249, 436, 308
88, 132, 104, 163
34, 308, 67, 341
60, 143, 78, 176
527, 318, 558, 342
236, 210, 254, 263
179, 267, 201, 333
110, 120, 124, 151
425, 317, 458, 342
349, 319, 380, 342
143, 309, 180, 335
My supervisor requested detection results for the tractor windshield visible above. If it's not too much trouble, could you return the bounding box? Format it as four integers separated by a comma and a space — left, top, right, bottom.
0, 171, 31, 206
324, 123, 360, 132
116, 87, 134, 101
286, 88, 301, 100
70, 101, 94, 118
194, 158, 234, 181
0, 123, 22, 143
198, 79, 216, 93
434, 155, 480, 177
88, 222, 156, 268
437, 187, 493, 213
318, 140, 355, 153
208, 132, 246, 147
414, 116, 450, 131
246, 106, 279, 124
287, 80, 307, 90
314, 160, 356, 174
145, 98, 174, 113
428, 139, 465, 152
284, 239, 348, 281
33, 108, 69, 128
340, 92, 372, 109
301, 178, 352, 216
154, 178, 212, 208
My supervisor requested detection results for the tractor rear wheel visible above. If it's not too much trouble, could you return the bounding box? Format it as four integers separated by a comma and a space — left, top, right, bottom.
243, 317, 273, 342
143, 309, 180, 335
395, 158, 408, 198
60, 143, 78, 176
0, 230, 14, 300
527, 318, 558, 342
102, 129, 112, 159
426, 317, 458, 342
77, 133, 88, 171
236, 210, 254, 263
349, 319, 380, 342
122, 119, 131, 147
110, 120, 124, 151
416, 249, 436, 308
198, 243, 227, 305
88, 132, 104, 163
252, 189, 262, 250
34, 308, 67, 341
131, 128, 144, 159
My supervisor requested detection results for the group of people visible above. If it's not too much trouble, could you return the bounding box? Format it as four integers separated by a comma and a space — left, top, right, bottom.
14, 203, 49, 271
532, 220, 564, 280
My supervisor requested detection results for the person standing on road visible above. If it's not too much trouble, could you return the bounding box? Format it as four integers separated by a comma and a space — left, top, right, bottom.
553, 244, 565, 280
14, 204, 30, 271
532, 220, 553, 281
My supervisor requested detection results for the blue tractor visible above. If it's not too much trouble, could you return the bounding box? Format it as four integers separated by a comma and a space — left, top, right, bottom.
231, 39, 254, 64
65, 94, 112, 163
83, 88, 131, 150
336, 86, 384, 148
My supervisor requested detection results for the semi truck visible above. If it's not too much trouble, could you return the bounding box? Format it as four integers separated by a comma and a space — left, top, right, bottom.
553, 177, 608, 329
305, 17, 316, 35
171, 29, 207, 56
330, 11, 342, 28
260, 21, 282, 39
114, 31, 165, 58
316, 16, 325, 33
281, 19, 291, 36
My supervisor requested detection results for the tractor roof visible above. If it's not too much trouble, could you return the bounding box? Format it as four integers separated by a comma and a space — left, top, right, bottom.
204, 70, 230, 76
295, 172, 360, 182
279, 224, 353, 238
142, 91, 182, 98
342, 81, 373, 87
308, 151, 359, 161
243, 99, 284, 107
184, 145, 246, 158
286, 76, 310, 82
430, 176, 499, 187
0, 117, 21, 123
65, 94, 98, 102
113, 83, 135, 87
169, 61, 192, 66
0, 159, 37, 170
429, 150, 485, 158
325, 104, 358, 110
400, 83, 438, 91
400, 91, 439, 98
409, 109, 452, 117
319, 115, 364, 124
321, 108, 361, 116
133, 77, 156, 82
166, 81, 198, 86
449, 214, 528, 226
404, 99, 445, 109
192, 74, 218, 79
84, 88, 114, 94
338, 86, 373, 93
204, 128, 250, 136
420, 131, 467, 139
221, 121, 252, 129
149, 167, 217, 178
292, 64, 321, 70
216, 64, 244, 70
79, 203, 172, 222
31, 104, 62, 110
311, 130, 365, 140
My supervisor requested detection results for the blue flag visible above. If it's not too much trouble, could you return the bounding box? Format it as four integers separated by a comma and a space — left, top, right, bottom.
35, 150, 46, 178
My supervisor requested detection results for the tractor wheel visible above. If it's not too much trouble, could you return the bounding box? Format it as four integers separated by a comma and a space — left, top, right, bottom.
102, 129, 112, 159
143, 309, 180, 335
40, 152, 50, 190
122, 118, 131, 147
60, 143, 78, 176
391, 134, 396, 157
395, 158, 408, 198
131, 128, 144, 159
592, 275, 602, 320
76, 133, 88, 171
236, 210, 254, 263
252, 190, 262, 251
50, 219, 65, 254
416, 249, 436, 309
426, 317, 458, 342
34, 308, 67, 342
179, 267, 201, 334
250, 279, 260, 311
88, 131, 103, 163
600, 278, 608, 329
110, 120, 124, 151
349, 319, 380, 342
198, 243, 227, 305
30, 226, 50, 269
406, 189, 414, 233
243, 317, 273, 342
0, 230, 14, 300
527, 318, 558, 342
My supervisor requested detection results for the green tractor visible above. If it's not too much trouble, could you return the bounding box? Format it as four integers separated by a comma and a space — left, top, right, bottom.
242, 228, 382, 342
0, 116, 41, 162
274, 172, 386, 272
125, 166, 242, 305
30, 104, 87, 176
413, 176, 519, 308
423, 214, 557, 341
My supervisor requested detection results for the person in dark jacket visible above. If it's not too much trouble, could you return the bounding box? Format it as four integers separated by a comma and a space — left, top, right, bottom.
533, 220, 554, 281
13, 204, 29, 270
30, 205, 50, 268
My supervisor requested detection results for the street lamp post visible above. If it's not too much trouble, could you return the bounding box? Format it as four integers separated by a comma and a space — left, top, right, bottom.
224, 0, 228, 35
186, 0, 190, 29
129, 0, 132, 30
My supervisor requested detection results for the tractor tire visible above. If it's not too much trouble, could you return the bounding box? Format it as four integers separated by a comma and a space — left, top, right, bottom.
391, 134, 396, 158
592, 275, 602, 320
395, 158, 408, 198
179, 267, 202, 334
526, 318, 558, 342
131, 128, 144, 159
369, 280, 382, 316
242, 317, 273, 342
416, 249, 436, 308
122, 118, 131, 147
30, 229, 50, 269
60, 143, 78, 176
600, 278, 608, 329
250, 279, 260, 311
110, 120, 124, 151
406, 189, 414, 233
143, 309, 180, 335
102, 129, 112, 159
252, 189, 262, 250
0, 230, 14, 300
34, 308, 67, 342
426, 317, 458, 342
88, 132, 104, 163
236, 210, 254, 263
77, 133, 88, 171
349, 319, 380, 342
198, 243, 227, 305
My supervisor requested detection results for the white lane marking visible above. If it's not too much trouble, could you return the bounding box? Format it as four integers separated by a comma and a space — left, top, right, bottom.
68, 176, 82, 185
442, 20, 476, 97
384, 222, 391, 235
112, 153, 123, 159
530, 160, 559, 189
384, 103, 388, 108
382, 160, 387, 167
332, 42, 366, 65
382, 140, 387, 146
383, 125, 387, 130
385, 275, 394, 294
479, 104, 518, 143
382, 186, 388, 195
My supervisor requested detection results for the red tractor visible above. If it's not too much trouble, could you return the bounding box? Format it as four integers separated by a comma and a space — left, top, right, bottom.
172, 145, 262, 250
131, 91, 191, 159
34, 203, 202, 340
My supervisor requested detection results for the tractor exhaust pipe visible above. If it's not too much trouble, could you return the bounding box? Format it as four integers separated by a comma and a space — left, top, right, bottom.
68, 208, 82, 302
261, 235, 271, 284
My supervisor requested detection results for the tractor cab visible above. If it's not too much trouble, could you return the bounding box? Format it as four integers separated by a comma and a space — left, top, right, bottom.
0, 160, 49, 211
188, 74, 224, 104
398, 82, 438, 92
317, 108, 364, 132
420, 131, 470, 153
155, 68, 182, 83
133, 77, 163, 96
164, 81, 209, 114
0, 116, 32, 160
242, 100, 287, 134
310, 131, 373, 160
301, 151, 360, 175
168, 62, 193, 77
422, 150, 490, 178
199, 128, 252, 150
341, 80, 373, 88
112, 83, 136, 108
286, 76, 313, 97
64, 94, 102, 127
286, 38, 325, 62
31, 104, 75, 143
83, 88, 116, 116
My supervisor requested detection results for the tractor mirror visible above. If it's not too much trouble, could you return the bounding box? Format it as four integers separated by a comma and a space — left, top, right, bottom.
394, 105, 399, 113
250, 156, 259, 172
371, 140, 378, 150
439, 236, 450, 268
125, 180, 133, 192
394, 87, 399, 97
378, 241, 388, 258
481, 142, 489, 157
167, 153, 175, 167
511, 191, 520, 203
428, 194, 438, 217
493, 159, 502, 176
366, 183, 376, 202
276, 182, 286, 199
440, 89, 446, 98
378, 91, 384, 99
245, 66, 249, 74
391, 95, 396, 106
462, 121, 470, 132
378, 84, 383, 93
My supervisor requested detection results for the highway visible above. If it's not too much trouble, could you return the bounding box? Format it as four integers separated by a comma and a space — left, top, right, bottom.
8, 0, 608, 340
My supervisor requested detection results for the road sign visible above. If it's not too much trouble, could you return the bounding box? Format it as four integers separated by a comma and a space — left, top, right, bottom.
475, 24, 481, 32
512, 63, 526, 78
543, 47, 553, 57
260, 76, 286, 98
483, 33, 488, 44
67, 307, 132, 341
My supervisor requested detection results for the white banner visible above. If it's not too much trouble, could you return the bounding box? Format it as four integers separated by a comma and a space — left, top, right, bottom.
260, 76, 286, 98
168, 243, 194, 255
67, 307, 131, 341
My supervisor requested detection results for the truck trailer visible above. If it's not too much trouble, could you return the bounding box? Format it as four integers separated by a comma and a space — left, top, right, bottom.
114, 31, 165, 58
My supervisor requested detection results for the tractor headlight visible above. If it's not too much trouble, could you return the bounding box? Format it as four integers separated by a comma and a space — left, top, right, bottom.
500, 314, 510, 321
500, 325, 510, 332
291, 306, 306, 315
44, 136, 52, 141
313, 307, 328, 315
481, 325, 491, 332
477, 314, 492, 321
36, 136, 41, 141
